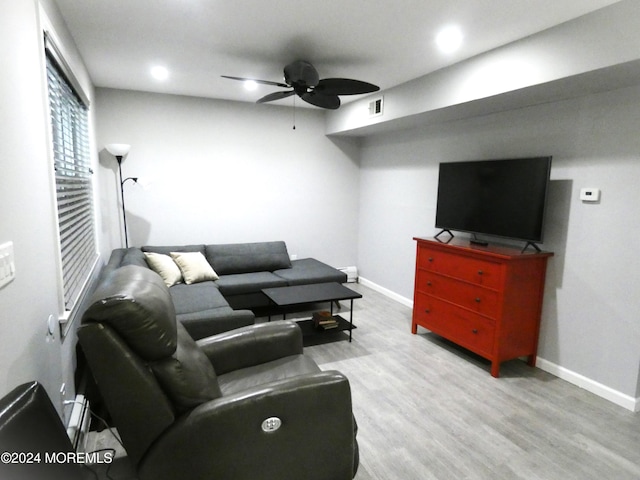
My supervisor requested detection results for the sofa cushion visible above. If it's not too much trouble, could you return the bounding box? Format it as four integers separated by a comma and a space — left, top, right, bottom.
82, 266, 177, 361
142, 244, 205, 256
205, 241, 291, 275
150, 323, 222, 413
170, 251, 219, 284
144, 252, 183, 287
216, 271, 287, 296
177, 308, 256, 339
274, 258, 347, 285
169, 282, 226, 314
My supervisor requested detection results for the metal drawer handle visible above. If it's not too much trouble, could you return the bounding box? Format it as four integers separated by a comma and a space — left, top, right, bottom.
425, 309, 430, 314
475, 297, 481, 303
428, 257, 433, 262
472, 329, 478, 334
427, 281, 432, 286
477, 270, 483, 275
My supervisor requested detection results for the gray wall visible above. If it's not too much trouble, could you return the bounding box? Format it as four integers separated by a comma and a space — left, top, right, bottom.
357, 83, 640, 400
0, 0, 97, 416
95, 88, 361, 269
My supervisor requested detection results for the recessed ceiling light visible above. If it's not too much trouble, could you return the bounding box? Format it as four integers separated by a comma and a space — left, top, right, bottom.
244, 80, 258, 91
435, 26, 463, 54
150, 65, 169, 81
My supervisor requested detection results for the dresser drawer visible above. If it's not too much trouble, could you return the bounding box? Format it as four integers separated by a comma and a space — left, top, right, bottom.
418, 246, 501, 288
413, 293, 495, 357
415, 269, 499, 318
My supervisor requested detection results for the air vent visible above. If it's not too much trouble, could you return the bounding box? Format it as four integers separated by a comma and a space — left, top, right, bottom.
368, 96, 383, 117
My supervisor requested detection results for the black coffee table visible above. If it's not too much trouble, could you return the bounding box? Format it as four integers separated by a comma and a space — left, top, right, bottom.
262, 282, 362, 342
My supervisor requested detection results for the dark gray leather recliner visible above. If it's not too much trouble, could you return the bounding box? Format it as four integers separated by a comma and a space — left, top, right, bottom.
0, 381, 87, 480
78, 265, 358, 480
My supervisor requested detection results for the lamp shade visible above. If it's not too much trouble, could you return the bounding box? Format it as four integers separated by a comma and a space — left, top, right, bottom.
105, 143, 131, 157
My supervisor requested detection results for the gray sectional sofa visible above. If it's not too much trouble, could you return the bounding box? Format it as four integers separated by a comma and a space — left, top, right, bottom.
100, 241, 347, 339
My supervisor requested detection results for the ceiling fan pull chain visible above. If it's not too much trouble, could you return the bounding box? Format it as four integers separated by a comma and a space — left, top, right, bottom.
292, 95, 296, 130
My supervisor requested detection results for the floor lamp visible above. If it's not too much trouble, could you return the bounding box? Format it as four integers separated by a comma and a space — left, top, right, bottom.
105, 143, 137, 248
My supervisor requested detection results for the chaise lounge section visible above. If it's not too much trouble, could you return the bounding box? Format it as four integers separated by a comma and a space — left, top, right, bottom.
100, 241, 347, 339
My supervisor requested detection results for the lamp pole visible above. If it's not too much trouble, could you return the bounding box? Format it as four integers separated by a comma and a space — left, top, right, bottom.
115, 156, 138, 248
106, 144, 134, 248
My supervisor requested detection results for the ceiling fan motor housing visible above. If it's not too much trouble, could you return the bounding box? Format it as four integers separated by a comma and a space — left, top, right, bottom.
284, 60, 320, 88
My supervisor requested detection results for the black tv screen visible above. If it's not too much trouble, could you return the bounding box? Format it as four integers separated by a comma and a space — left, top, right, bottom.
435, 157, 552, 243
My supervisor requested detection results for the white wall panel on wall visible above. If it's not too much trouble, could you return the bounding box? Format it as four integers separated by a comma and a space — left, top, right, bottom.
95, 89, 360, 268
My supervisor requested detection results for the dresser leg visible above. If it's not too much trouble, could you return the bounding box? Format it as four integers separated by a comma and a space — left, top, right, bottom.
411, 322, 417, 334
527, 354, 536, 367
490, 362, 501, 378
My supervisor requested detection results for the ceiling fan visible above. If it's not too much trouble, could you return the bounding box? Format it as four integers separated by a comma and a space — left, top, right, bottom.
222, 60, 379, 110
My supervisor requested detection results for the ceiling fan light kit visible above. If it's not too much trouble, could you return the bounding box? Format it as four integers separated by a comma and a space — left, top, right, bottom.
222, 60, 379, 110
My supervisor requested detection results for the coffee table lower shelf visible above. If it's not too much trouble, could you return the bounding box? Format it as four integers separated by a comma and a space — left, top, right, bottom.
296, 315, 356, 344
262, 283, 362, 344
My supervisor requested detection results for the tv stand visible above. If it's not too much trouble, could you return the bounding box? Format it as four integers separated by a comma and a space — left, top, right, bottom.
411, 237, 553, 377
521, 241, 542, 253
434, 229, 453, 241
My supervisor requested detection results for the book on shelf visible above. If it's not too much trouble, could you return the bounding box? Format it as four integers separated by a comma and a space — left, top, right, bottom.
319, 322, 339, 330
312, 311, 338, 328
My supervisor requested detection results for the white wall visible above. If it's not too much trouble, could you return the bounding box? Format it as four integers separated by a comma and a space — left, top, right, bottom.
357, 83, 640, 403
95, 88, 361, 268
0, 0, 97, 415
327, 0, 640, 136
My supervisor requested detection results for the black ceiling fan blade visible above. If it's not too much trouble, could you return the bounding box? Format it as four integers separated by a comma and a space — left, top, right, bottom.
256, 90, 295, 104
221, 75, 289, 88
301, 91, 341, 109
315, 78, 380, 96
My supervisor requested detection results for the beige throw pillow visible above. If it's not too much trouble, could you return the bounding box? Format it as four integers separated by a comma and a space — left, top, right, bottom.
170, 251, 219, 284
144, 252, 183, 287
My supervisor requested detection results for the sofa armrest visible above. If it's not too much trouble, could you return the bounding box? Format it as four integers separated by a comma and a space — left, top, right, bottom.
196, 321, 303, 375
179, 308, 255, 340
138, 371, 357, 480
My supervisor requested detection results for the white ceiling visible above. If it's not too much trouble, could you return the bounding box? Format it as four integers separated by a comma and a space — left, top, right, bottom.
53, 0, 621, 108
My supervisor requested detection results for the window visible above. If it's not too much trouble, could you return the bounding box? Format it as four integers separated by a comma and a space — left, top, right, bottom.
45, 34, 97, 312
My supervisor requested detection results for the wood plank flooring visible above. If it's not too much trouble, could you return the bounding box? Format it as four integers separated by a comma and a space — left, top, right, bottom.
86, 282, 640, 479
304, 283, 640, 480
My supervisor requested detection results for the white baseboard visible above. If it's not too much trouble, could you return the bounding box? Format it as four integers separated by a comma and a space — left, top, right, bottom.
536, 358, 639, 413
358, 277, 413, 309
358, 277, 639, 413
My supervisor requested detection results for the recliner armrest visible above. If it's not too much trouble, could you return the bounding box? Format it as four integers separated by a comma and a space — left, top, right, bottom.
138, 371, 356, 480
196, 321, 303, 375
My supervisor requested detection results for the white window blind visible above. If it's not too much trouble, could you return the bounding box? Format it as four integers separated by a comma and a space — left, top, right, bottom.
45, 38, 97, 311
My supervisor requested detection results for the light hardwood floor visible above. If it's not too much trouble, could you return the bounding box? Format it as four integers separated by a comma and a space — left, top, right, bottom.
87, 282, 640, 479
306, 283, 640, 480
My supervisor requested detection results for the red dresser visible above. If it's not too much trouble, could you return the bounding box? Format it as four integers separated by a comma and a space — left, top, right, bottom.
412, 237, 553, 377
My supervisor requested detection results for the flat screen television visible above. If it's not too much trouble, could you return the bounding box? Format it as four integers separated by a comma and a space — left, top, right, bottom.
435, 157, 552, 248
